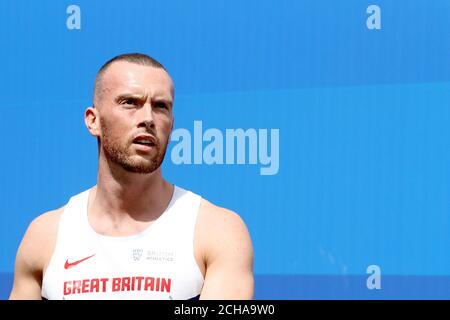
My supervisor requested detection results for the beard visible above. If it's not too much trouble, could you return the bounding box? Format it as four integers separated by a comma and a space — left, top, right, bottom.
99, 119, 169, 174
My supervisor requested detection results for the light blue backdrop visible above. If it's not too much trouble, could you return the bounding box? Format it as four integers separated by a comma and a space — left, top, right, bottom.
1, 0, 449, 299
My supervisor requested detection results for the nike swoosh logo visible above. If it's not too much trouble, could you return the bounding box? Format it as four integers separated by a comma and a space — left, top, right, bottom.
64, 254, 96, 269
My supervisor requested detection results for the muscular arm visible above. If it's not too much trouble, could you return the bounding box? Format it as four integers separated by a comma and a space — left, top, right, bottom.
9, 209, 61, 300
198, 202, 254, 300
9, 234, 42, 299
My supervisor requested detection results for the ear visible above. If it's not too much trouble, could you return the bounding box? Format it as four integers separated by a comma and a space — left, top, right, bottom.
85, 106, 101, 137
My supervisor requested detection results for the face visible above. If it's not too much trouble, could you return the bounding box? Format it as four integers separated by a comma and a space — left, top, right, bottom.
86, 61, 174, 174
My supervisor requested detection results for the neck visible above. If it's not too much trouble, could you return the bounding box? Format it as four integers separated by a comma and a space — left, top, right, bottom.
91, 155, 174, 222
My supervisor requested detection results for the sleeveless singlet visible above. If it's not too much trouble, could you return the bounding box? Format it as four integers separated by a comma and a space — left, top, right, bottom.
41, 185, 204, 300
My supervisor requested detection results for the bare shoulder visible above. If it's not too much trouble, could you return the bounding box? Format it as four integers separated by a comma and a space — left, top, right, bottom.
25, 207, 64, 245
195, 198, 254, 299
10, 207, 65, 299
198, 198, 251, 239
196, 198, 253, 263
29, 207, 64, 231
18, 206, 65, 272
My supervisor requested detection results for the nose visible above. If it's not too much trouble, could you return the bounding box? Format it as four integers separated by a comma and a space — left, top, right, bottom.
137, 102, 155, 130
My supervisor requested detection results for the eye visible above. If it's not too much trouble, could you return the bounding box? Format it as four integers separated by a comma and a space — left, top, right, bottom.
154, 102, 169, 110
122, 98, 136, 105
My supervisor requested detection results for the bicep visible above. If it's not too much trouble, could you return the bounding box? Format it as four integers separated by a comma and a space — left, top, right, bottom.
9, 244, 43, 300
9, 217, 50, 300
200, 261, 254, 300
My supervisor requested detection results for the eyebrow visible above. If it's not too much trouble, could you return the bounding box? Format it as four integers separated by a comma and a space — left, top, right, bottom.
114, 93, 146, 103
114, 93, 173, 106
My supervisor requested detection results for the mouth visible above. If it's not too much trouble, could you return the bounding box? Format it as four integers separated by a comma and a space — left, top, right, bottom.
132, 135, 157, 149
133, 141, 156, 147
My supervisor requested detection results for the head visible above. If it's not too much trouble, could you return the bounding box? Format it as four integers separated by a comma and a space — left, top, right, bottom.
85, 53, 174, 174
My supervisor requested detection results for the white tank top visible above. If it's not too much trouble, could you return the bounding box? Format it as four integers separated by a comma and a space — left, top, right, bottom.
41, 185, 205, 300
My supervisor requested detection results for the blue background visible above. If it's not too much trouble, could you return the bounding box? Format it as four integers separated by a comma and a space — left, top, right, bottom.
1, 0, 450, 299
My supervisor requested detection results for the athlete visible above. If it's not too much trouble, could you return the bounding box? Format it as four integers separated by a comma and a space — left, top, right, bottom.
9, 53, 254, 300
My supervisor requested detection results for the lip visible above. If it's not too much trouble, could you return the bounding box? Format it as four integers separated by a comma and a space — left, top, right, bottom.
133, 143, 155, 153
132, 134, 157, 153
132, 134, 157, 145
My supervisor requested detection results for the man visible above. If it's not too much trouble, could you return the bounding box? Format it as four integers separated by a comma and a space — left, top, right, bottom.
9, 53, 254, 300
